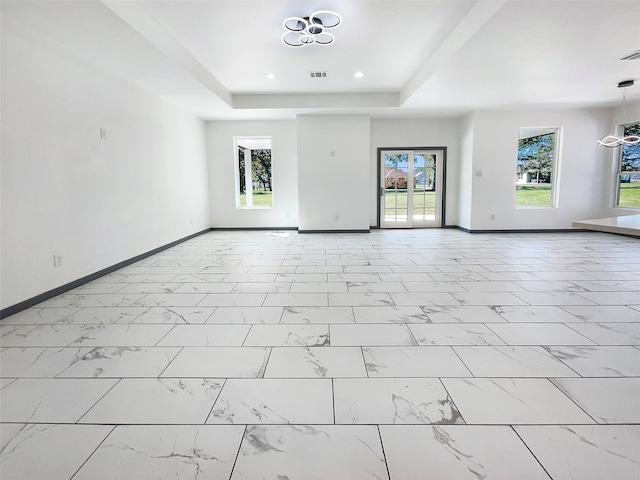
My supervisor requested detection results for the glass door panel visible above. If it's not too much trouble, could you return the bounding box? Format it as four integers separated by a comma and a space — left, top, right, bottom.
380, 149, 443, 229
383, 152, 410, 227
412, 153, 436, 224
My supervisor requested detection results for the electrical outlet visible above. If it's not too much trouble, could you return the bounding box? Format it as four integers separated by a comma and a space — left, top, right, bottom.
334, 214, 340, 221
490, 214, 496, 221
53, 254, 63, 267
99, 128, 107, 140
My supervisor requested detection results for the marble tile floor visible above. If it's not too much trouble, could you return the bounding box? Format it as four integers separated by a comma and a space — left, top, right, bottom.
1, 229, 639, 479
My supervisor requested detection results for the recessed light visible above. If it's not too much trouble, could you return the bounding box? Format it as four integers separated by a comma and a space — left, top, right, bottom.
266, 73, 276, 79
354, 72, 364, 78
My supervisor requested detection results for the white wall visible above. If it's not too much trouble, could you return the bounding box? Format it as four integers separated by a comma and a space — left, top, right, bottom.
297, 115, 371, 231
206, 120, 298, 228
465, 108, 615, 230
370, 118, 460, 227
1, 21, 210, 309
457, 113, 475, 230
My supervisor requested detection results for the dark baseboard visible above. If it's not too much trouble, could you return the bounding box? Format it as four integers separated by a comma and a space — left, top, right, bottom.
298, 229, 370, 234
0, 229, 210, 320
210, 227, 298, 231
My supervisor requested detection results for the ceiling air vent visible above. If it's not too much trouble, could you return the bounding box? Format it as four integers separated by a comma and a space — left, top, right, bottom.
309, 71, 327, 78
620, 50, 640, 60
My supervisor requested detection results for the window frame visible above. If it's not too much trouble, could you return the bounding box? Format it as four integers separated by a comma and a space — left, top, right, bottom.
613, 121, 640, 210
515, 126, 562, 209
233, 136, 273, 210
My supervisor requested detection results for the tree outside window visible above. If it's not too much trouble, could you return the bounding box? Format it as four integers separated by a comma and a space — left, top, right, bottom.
516, 128, 560, 208
616, 122, 640, 209
235, 137, 273, 208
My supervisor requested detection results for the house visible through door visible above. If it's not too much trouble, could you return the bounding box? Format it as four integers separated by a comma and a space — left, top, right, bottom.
380, 148, 444, 228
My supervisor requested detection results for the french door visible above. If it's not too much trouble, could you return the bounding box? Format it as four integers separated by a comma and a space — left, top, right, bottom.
380, 149, 444, 228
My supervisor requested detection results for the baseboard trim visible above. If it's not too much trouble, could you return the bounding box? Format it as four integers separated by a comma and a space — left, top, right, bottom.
0, 229, 210, 319
298, 229, 370, 234
210, 227, 298, 231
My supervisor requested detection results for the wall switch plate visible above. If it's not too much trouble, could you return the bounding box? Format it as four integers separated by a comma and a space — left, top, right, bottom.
99, 128, 107, 140
475, 170, 483, 177
490, 214, 496, 220
53, 254, 63, 267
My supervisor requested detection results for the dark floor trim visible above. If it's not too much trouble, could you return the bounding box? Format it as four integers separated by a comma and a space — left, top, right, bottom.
0, 229, 210, 320
210, 227, 298, 231
298, 229, 371, 234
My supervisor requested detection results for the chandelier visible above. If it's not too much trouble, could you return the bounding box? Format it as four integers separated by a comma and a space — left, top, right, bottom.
282, 10, 342, 47
598, 80, 640, 148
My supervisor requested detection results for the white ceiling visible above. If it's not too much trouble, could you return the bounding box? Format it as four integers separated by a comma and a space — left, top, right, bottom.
2, 0, 639, 120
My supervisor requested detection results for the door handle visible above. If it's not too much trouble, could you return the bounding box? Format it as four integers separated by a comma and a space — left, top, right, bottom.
380, 187, 384, 196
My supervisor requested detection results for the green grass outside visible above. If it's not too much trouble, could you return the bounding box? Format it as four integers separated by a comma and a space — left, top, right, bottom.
385, 189, 436, 215
239, 190, 273, 207
618, 183, 640, 208
238, 184, 640, 211
515, 184, 552, 207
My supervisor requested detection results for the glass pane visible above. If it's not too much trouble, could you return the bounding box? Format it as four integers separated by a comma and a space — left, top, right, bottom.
385, 153, 409, 223
413, 153, 436, 221
250, 149, 273, 207
617, 173, 640, 208
516, 129, 556, 207
236, 137, 272, 208
621, 123, 640, 172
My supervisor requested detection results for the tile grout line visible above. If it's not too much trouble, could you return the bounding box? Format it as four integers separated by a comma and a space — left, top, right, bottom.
541, 345, 585, 378
69, 424, 117, 480
203, 378, 228, 424
544, 377, 600, 425
331, 378, 336, 425
226, 424, 247, 480
376, 424, 392, 480
75, 378, 123, 424
510, 425, 554, 480
156, 346, 185, 378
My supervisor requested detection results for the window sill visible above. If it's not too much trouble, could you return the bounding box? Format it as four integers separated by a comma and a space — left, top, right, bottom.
612, 205, 640, 211
515, 206, 556, 209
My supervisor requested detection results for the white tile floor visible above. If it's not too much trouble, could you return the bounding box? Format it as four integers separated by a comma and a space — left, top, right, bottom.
1, 229, 639, 479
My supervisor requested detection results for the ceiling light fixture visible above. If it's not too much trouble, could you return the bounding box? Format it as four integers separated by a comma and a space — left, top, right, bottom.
265, 73, 276, 79
598, 80, 640, 148
282, 10, 342, 47
354, 72, 364, 78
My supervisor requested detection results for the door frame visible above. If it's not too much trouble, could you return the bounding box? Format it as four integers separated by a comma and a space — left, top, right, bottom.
376, 146, 447, 229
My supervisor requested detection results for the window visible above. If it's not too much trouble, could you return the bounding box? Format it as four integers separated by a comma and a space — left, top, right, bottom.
615, 122, 640, 209
234, 137, 273, 208
515, 127, 560, 208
